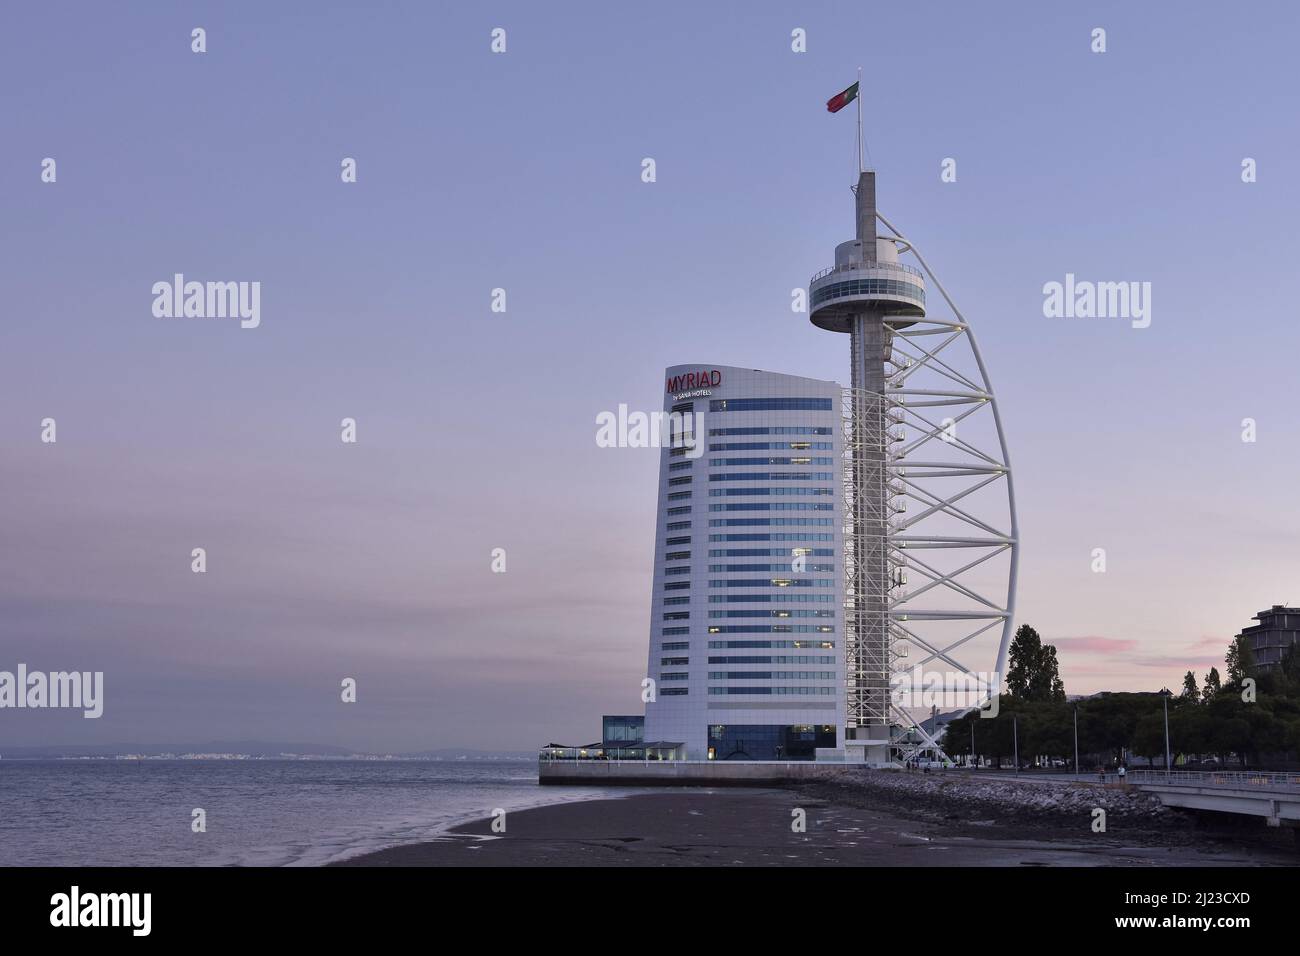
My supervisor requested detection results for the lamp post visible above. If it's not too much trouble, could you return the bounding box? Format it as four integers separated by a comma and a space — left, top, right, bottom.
1013, 715, 1019, 777
1073, 705, 1079, 778
1160, 687, 1172, 777
970, 721, 975, 768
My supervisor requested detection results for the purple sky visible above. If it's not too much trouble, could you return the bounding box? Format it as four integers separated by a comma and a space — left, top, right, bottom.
2, 1, 1299, 751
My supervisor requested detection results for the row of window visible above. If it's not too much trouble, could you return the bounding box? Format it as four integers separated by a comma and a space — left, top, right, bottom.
661, 672, 689, 681
666, 521, 690, 531
710, 547, 834, 557
710, 579, 834, 587
709, 456, 833, 467
709, 609, 834, 618
710, 518, 835, 527
812, 277, 924, 306
709, 502, 833, 512
708, 625, 836, 634
662, 641, 690, 651
662, 688, 688, 696
663, 627, 689, 636
710, 472, 835, 482
710, 487, 833, 496
709, 672, 836, 680
708, 563, 834, 573
669, 461, 693, 472
709, 655, 836, 664
710, 594, 837, 603
663, 612, 689, 621
710, 398, 834, 412
661, 657, 689, 666
709, 441, 832, 451
667, 506, 691, 515
666, 535, 690, 545
711, 533, 836, 542
709, 426, 833, 436
708, 686, 837, 695
664, 596, 690, 606
708, 640, 836, 649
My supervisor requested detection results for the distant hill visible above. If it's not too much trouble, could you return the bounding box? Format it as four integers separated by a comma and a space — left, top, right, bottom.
0, 742, 534, 760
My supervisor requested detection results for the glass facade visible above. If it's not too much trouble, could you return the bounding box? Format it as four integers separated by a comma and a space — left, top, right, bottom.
707, 724, 837, 761
645, 368, 844, 760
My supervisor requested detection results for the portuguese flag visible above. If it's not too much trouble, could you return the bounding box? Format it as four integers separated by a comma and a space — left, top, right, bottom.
826, 81, 859, 113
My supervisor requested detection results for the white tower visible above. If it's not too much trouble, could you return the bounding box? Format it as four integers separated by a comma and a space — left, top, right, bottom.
810, 170, 1018, 764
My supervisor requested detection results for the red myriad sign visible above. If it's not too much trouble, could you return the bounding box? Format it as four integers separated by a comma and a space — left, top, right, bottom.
665, 369, 722, 393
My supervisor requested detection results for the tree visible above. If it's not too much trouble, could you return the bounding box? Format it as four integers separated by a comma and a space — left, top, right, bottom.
1180, 670, 1199, 701
1005, 624, 1066, 702
1201, 667, 1221, 703
1225, 633, 1255, 686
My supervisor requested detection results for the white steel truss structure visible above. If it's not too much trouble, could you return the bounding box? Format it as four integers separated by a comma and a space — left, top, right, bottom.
871, 210, 1019, 763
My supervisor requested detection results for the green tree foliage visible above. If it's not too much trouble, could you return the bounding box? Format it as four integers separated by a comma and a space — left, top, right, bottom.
1201, 667, 1221, 703
1225, 633, 1255, 686
937, 631, 1300, 769
1005, 625, 1066, 702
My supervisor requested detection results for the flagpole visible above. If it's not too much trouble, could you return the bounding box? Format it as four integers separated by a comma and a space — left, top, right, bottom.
856, 65, 863, 173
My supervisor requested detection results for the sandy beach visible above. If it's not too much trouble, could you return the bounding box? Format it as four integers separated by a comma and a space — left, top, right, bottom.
334, 777, 1298, 867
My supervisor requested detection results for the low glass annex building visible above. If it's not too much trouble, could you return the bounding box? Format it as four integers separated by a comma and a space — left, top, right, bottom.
642, 365, 847, 760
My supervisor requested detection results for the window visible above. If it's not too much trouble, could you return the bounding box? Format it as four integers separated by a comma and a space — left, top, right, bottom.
709, 427, 832, 437
706, 625, 836, 634
661, 657, 689, 666
661, 688, 689, 696
666, 536, 691, 545
665, 551, 691, 560
709, 398, 833, 412
708, 457, 833, 466
668, 476, 692, 486
663, 612, 689, 621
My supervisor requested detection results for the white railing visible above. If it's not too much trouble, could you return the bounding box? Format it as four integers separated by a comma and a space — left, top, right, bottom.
1128, 769, 1300, 791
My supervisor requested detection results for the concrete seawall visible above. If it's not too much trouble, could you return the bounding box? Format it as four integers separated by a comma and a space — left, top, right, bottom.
539, 760, 843, 786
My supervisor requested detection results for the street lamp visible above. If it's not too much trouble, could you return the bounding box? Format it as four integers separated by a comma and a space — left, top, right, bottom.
1073, 705, 1079, 778
1159, 687, 1172, 777
1013, 714, 1019, 777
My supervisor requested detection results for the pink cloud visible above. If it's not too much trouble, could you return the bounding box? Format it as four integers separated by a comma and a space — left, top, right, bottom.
1051, 635, 1138, 655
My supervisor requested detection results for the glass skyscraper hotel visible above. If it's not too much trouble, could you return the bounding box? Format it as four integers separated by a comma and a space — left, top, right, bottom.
643, 365, 847, 760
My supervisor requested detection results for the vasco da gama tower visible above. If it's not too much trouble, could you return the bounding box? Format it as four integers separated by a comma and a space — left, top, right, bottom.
643, 167, 1018, 765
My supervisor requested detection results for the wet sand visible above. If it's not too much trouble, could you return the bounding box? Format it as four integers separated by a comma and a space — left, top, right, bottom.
333, 786, 1296, 867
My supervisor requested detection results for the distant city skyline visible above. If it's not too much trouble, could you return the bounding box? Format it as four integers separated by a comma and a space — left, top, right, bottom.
3, 1, 1299, 751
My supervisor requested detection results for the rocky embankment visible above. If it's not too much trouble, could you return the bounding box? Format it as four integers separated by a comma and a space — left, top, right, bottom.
806, 767, 1178, 830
